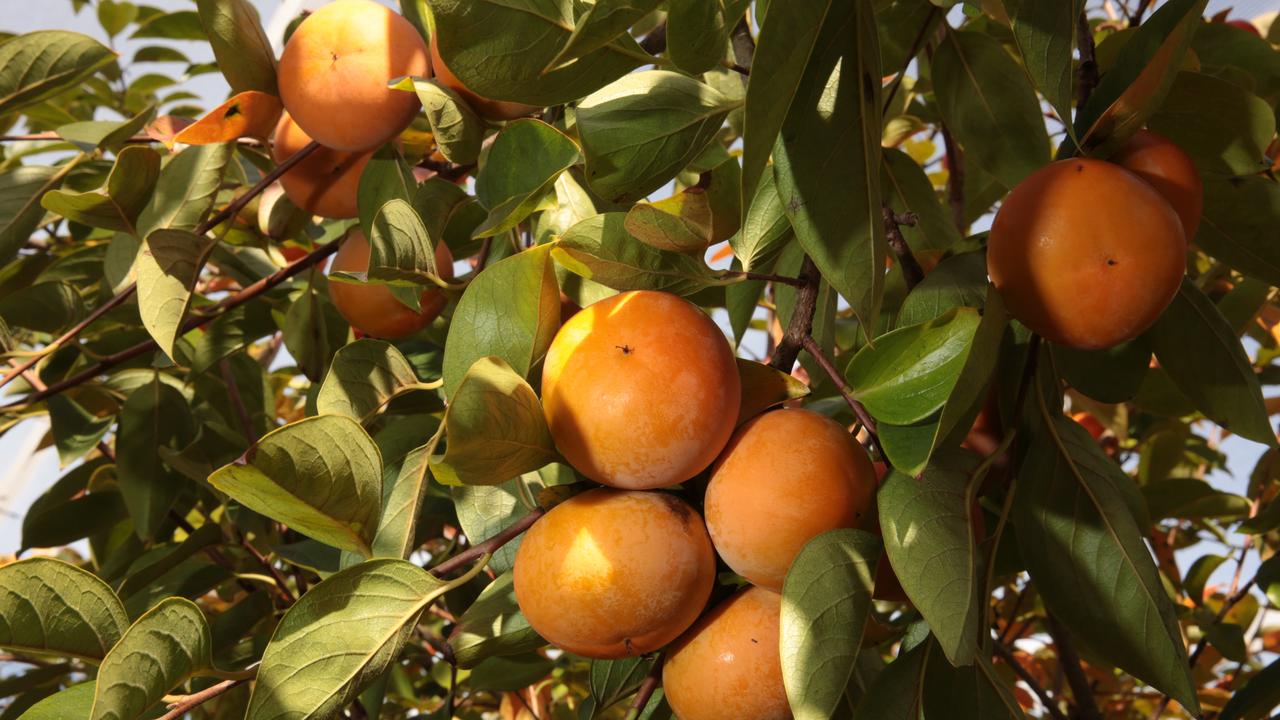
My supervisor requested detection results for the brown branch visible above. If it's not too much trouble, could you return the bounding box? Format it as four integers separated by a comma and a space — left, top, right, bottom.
158, 677, 246, 720
6, 239, 341, 409
427, 508, 545, 578
883, 207, 924, 291
1045, 613, 1103, 720
0, 132, 266, 148
993, 642, 1068, 720
1075, 11, 1100, 112
800, 335, 885, 464
729, 14, 755, 87
768, 257, 821, 372
0, 285, 136, 392
623, 654, 665, 720
882, 6, 940, 114
940, 124, 966, 233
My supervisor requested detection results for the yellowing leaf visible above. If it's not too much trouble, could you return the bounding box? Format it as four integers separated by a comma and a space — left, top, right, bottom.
173, 90, 282, 145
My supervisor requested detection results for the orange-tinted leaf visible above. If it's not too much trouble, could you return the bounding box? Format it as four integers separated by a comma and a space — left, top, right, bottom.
174, 90, 282, 145
145, 115, 195, 149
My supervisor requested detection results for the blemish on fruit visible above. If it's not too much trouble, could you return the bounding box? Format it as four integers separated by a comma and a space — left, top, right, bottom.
616, 344, 633, 355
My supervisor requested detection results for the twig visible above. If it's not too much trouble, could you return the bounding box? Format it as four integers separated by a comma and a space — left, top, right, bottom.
1075, 11, 1100, 112
219, 357, 259, 445
800, 335, 885, 462
623, 654, 665, 720
882, 207, 924, 290
768, 257, 821, 372
427, 508, 545, 578
882, 6, 940, 114
729, 15, 755, 87
10, 361, 115, 461
1046, 613, 1103, 720
158, 677, 247, 720
445, 662, 459, 718
993, 642, 1068, 720
940, 124, 966, 232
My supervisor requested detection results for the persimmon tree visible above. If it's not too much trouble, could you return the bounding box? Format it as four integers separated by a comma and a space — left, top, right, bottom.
0, 0, 1278, 719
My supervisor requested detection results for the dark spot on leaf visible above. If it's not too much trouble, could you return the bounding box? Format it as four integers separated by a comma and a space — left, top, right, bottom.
787, 198, 804, 213
224, 104, 242, 119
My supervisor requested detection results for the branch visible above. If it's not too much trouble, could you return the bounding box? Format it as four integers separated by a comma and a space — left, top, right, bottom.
799, 335, 885, 463
1075, 11, 1100, 112
882, 207, 925, 290
622, 654, 665, 720
768, 257, 821, 372
427, 508, 545, 578
993, 642, 1068, 720
939, 124, 967, 233
1045, 613, 1103, 720
158, 676, 249, 720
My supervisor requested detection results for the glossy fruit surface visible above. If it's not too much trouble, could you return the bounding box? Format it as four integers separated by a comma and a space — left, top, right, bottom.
1111, 129, 1203, 240
272, 113, 370, 220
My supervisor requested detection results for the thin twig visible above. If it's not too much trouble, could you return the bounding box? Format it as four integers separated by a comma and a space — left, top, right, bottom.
940, 124, 966, 232
882, 207, 925, 290
157, 677, 247, 720
768, 257, 821, 372
800, 335, 885, 463
623, 654, 665, 720
882, 6, 940, 115
427, 508, 545, 578
1046, 613, 1103, 720
219, 357, 259, 445
993, 642, 1068, 720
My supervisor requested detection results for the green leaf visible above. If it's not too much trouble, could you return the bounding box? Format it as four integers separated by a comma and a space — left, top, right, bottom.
897, 252, 989, 327
879, 452, 981, 666
442, 244, 560, 399
1143, 478, 1251, 521
57, 104, 155, 153
576, 71, 737, 202
1053, 338, 1152, 404
854, 640, 928, 720
473, 119, 580, 238
847, 307, 982, 426
41, 146, 161, 234
449, 571, 544, 668
135, 142, 233, 238
451, 478, 535, 575
667, 0, 744, 75
196, 0, 277, 95
370, 430, 438, 560
0, 166, 66, 266
0, 31, 115, 117
246, 559, 466, 720
135, 229, 217, 357
741, 0, 835, 208
881, 148, 962, 253
1197, 175, 1280, 289
208, 415, 382, 557
16, 681, 96, 720
735, 358, 810, 426
391, 77, 482, 164
433, 356, 558, 486
362, 199, 441, 297
780, 529, 879, 720
98, 0, 138, 38
1146, 279, 1273, 446
731, 171, 792, 273
774, 0, 883, 334
116, 379, 195, 539
1146, 71, 1275, 176
553, 212, 718, 296
1006, 0, 1084, 137
89, 598, 211, 720
317, 339, 430, 422
357, 145, 415, 242
544, 0, 664, 72
428, 0, 642, 106
131, 10, 205, 40
0, 558, 128, 663
1074, 0, 1208, 154
1015, 409, 1199, 714
283, 276, 347, 383
46, 395, 114, 467
932, 30, 1049, 189
1219, 656, 1280, 720
922, 650, 1026, 720
0, 281, 85, 334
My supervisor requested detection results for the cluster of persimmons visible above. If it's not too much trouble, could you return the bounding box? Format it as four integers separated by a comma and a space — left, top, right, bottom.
268, 2, 1202, 718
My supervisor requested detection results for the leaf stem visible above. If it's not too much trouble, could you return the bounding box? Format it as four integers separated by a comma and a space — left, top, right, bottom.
427, 509, 545, 578
799, 335, 886, 464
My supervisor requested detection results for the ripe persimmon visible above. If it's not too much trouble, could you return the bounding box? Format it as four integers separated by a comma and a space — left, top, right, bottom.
429, 35, 537, 120
704, 408, 877, 590
512, 489, 716, 659
278, 0, 428, 151
541, 290, 740, 490
663, 586, 790, 720
272, 113, 370, 220
1111, 129, 1203, 240
328, 229, 453, 339
987, 158, 1186, 350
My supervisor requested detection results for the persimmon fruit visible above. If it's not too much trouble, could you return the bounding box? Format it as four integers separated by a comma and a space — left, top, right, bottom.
328, 229, 453, 339
987, 158, 1186, 350
662, 587, 791, 720
272, 113, 370, 220
1226, 19, 1262, 36
1111, 129, 1203, 240
428, 34, 538, 120
278, 0, 429, 151
512, 488, 716, 659
704, 408, 877, 590
541, 290, 740, 490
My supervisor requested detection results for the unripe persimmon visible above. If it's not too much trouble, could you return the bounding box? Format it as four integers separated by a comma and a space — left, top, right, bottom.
663, 587, 791, 720
429, 35, 538, 120
328, 229, 453, 339
704, 409, 877, 590
541, 290, 740, 490
278, 0, 428, 151
987, 158, 1186, 350
1110, 129, 1203, 240
272, 113, 370, 220
512, 489, 716, 659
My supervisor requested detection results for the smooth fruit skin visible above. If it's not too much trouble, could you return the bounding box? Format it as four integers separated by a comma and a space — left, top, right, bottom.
704, 408, 877, 590
512, 489, 716, 659
663, 587, 791, 720
1110, 129, 1203, 240
987, 158, 1186, 350
328, 229, 453, 339
278, 0, 429, 151
272, 113, 370, 220
429, 35, 537, 120
541, 290, 740, 489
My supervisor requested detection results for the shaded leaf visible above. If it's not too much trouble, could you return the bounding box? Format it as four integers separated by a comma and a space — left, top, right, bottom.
474, 120, 580, 238
390, 77, 482, 164
46, 394, 114, 467
15, 681, 96, 720
135, 142, 232, 237
731, 171, 792, 273
116, 379, 194, 539
0, 166, 64, 266
553, 212, 718, 296
881, 148, 962, 253
135, 229, 217, 357
196, 0, 277, 95
735, 358, 809, 426
1006, 0, 1084, 136
41, 145, 161, 234
317, 339, 430, 422
450, 571, 544, 668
